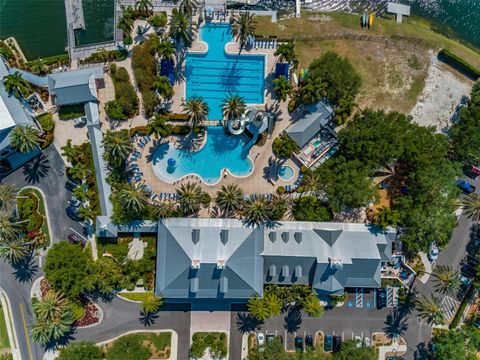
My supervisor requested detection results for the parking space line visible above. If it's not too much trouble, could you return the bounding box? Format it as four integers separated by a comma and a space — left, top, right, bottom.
342, 331, 344, 341
284, 330, 287, 351
351, 332, 354, 340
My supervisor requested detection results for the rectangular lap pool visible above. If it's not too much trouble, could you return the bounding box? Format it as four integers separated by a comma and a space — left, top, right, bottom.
185, 22, 265, 120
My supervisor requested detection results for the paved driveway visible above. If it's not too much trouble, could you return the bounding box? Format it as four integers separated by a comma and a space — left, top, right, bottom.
2, 146, 84, 243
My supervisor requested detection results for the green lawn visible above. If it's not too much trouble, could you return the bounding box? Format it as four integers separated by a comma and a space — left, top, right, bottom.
0, 305, 11, 351
97, 235, 132, 260
102, 332, 171, 359
118, 292, 154, 302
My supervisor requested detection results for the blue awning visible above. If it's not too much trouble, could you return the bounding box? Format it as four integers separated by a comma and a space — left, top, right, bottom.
275, 63, 289, 80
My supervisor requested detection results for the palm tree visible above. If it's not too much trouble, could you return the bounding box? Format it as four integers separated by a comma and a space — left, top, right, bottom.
117, 8, 135, 37
247, 293, 281, 321
432, 265, 461, 295
302, 294, 324, 318
61, 139, 82, 164
29, 59, 49, 75
9, 125, 40, 153
299, 76, 327, 104
94, 48, 110, 66
151, 202, 173, 219
415, 295, 445, 325
271, 192, 290, 220
0, 238, 29, 263
177, 182, 202, 214
0, 184, 18, 212
222, 94, 246, 120
135, 0, 153, 16
68, 162, 90, 183
460, 193, 480, 222
0, 47, 12, 60
169, 9, 195, 47
372, 207, 400, 229
301, 172, 321, 193
272, 75, 292, 102
178, 0, 198, 17
141, 293, 163, 314
103, 130, 133, 167
182, 96, 209, 130
2, 72, 31, 98
147, 114, 172, 139
118, 186, 148, 216
0, 210, 22, 241
31, 290, 75, 345
334, 96, 356, 124
216, 184, 244, 216
231, 12, 256, 49
242, 195, 273, 227
274, 42, 298, 70
153, 38, 175, 60
153, 76, 174, 99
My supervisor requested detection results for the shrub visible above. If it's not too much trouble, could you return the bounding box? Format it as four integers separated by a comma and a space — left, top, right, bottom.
167, 113, 189, 121
37, 113, 54, 132
277, 186, 285, 194
129, 126, 149, 137
132, 37, 158, 117
105, 101, 128, 120
148, 12, 167, 28
272, 133, 299, 158
108, 66, 139, 119
58, 104, 85, 120
292, 196, 333, 221
171, 125, 191, 135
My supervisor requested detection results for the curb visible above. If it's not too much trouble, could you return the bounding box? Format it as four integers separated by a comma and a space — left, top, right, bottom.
0, 288, 21, 360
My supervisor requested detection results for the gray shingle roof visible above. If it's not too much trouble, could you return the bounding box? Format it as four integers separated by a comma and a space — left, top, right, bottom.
286, 100, 334, 148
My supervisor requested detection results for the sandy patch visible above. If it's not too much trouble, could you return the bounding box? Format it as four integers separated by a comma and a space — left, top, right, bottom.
409, 53, 473, 132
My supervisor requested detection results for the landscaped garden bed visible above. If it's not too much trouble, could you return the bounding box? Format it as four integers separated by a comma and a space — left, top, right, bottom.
58, 104, 85, 120
17, 188, 50, 248
190, 332, 228, 359
100, 332, 171, 359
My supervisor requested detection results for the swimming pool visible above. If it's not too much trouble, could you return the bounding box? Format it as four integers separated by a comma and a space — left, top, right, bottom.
151, 126, 254, 184
278, 165, 295, 182
185, 23, 265, 120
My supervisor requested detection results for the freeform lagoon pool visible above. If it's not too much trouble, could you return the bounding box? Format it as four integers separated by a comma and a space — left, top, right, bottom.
185, 23, 265, 120
152, 127, 254, 184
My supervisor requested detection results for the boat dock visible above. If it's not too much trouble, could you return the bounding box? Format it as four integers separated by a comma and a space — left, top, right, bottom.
67, 0, 85, 30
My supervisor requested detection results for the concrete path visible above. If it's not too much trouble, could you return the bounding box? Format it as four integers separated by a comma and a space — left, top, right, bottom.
127, 234, 145, 260
418, 252, 432, 284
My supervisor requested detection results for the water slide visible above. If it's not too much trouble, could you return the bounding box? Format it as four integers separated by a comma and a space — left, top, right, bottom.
8, 67, 48, 87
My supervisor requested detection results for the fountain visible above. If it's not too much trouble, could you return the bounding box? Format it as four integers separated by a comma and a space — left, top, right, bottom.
167, 158, 176, 174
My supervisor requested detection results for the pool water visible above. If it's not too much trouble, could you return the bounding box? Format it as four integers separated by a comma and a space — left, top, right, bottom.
278, 165, 295, 182
152, 126, 253, 184
185, 23, 265, 120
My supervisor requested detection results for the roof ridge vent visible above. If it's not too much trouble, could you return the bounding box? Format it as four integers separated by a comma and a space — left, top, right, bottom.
282, 232, 290, 243
192, 228, 200, 244
269, 232, 277, 242
294, 232, 302, 243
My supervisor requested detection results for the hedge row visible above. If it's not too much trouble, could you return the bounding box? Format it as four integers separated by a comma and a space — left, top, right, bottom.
106, 64, 139, 120
79, 49, 128, 65
438, 49, 480, 80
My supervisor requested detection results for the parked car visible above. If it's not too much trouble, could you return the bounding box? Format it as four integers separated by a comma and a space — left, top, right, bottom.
295, 336, 303, 352
355, 336, 362, 349
69, 196, 82, 207
66, 206, 81, 221
364, 337, 371, 348
429, 242, 439, 262
257, 333, 265, 347
305, 335, 313, 349
324, 334, 332, 352
68, 233, 85, 247
333, 335, 342, 353
457, 179, 475, 194
65, 180, 79, 192
377, 288, 387, 309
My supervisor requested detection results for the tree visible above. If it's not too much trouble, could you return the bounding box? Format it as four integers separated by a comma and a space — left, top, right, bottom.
460, 193, 480, 222
298, 75, 327, 104
105, 100, 128, 120
61, 139, 82, 164
216, 184, 244, 216
169, 8, 195, 47
153, 76, 174, 99
271, 193, 290, 220
231, 12, 256, 49
118, 185, 149, 217
68, 162, 90, 183
247, 292, 282, 321
433, 326, 480, 360
333, 340, 377, 360
117, 8, 135, 37
335, 95, 356, 124
274, 42, 298, 70
178, 0, 198, 17
301, 294, 324, 318
432, 265, 461, 295
31, 290, 75, 345
44, 242, 95, 300
153, 38, 175, 60
182, 96, 209, 130
272, 133, 299, 159
147, 114, 172, 139
141, 292, 163, 314
0, 238, 29, 263
106, 335, 151, 360
93, 257, 125, 295
94, 48, 110, 65
371, 207, 400, 229
301, 172, 321, 193
103, 129, 133, 167
0, 183, 18, 212
272, 75, 292, 102
222, 94, 246, 120
135, 0, 152, 16
2, 72, 31, 98
292, 196, 333, 222
415, 295, 445, 325
57, 341, 103, 360
242, 195, 273, 227
151, 202, 174, 219
177, 182, 203, 214
0, 210, 21, 241
29, 59, 49, 75
308, 51, 362, 105
9, 125, 40, 153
